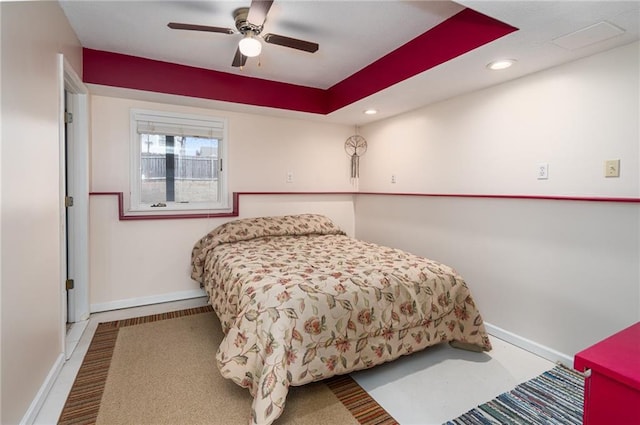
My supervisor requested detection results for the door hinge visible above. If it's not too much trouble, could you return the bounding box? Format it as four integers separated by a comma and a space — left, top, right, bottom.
65, 279, 75, 290
65, 196, 74, 207
64, 111, 73, 124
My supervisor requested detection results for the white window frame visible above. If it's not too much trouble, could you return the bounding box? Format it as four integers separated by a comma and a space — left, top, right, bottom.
129, 109, 229, 213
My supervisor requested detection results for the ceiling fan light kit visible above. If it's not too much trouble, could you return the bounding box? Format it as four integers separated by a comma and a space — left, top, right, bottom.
239, 31, 262, 57
167, 0, 319, 68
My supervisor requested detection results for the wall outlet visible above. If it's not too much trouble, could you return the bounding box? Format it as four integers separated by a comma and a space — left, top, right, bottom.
286, 171, 293, 183
604, 159, 620, 177
537, 163, 549, 180
391, 174, 397, 184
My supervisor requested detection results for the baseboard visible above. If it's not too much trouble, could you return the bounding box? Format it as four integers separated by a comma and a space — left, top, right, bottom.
65, 319, 90, 360
90, 288, 207, 313
20, 353, 65, 425
484, 322, 574, 366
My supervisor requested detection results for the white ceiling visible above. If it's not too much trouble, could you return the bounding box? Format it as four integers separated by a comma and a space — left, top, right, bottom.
60, 1, 640, 125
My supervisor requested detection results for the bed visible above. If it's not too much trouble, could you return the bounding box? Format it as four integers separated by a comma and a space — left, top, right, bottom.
191, 214, 492, 425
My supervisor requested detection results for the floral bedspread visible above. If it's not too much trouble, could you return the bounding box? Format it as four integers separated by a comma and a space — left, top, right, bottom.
191, 214, 491, 425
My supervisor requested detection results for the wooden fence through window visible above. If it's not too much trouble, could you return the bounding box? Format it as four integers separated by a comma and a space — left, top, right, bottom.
141, 154, 219, 180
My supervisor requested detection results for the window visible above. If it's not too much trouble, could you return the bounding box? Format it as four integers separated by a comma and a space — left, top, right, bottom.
130, 109, 228, 213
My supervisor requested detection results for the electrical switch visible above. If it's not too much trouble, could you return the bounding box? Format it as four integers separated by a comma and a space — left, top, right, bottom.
605, 160, 620, 177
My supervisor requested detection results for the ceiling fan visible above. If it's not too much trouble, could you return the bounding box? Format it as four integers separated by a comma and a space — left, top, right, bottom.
167, 0, 319, 68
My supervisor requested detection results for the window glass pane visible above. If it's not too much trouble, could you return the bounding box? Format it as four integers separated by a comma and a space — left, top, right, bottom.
139, 134, 219, 205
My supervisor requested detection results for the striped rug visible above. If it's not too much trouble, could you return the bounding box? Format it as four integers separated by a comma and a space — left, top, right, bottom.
58, 305, 397, 425
444, 364, 585, 425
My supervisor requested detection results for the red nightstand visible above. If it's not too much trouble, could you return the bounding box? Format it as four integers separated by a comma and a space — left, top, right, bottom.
574, 322, 640, 425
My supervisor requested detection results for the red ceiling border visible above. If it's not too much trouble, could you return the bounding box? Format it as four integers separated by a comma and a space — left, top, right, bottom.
326, 8, 517, 111
82, 49, 328, 113
82, 8, 517, 114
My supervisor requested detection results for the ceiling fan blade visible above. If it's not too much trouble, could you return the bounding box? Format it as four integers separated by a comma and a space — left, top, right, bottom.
247, 0, 274, 26
263, 33, 319, 53
232, 47, 248, 67
167, 22, 234, 34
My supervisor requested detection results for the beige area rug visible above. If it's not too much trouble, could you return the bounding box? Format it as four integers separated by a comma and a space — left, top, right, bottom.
58, 306, 398, 425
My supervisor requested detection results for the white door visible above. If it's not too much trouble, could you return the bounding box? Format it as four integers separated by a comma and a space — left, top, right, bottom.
59, 55, 90, 357
65, 89, 77, 323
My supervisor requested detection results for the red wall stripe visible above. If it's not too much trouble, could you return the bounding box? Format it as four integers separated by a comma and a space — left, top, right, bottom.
90, 191, 640, 221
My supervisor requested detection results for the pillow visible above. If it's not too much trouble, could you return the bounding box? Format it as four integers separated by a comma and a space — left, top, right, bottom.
191, 214, 345, 283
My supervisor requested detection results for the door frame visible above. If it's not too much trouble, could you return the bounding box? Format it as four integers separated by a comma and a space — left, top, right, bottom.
58, 54, 90, 357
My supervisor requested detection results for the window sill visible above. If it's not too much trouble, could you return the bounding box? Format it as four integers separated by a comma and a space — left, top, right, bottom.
129, 204, 231, 214
91, 192, 238, 220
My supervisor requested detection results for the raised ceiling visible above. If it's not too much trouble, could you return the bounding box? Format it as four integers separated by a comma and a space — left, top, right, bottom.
59, 1, 640, 124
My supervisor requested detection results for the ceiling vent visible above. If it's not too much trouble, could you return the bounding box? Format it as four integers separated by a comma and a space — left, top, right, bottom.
552, 21, 625, 50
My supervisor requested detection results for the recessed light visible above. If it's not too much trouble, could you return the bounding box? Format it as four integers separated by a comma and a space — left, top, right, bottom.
363, 109, 378, 115
487, 59, 516, 70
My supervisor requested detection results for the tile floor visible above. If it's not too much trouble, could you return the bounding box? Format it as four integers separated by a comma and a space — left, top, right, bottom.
34, 298, 554, 425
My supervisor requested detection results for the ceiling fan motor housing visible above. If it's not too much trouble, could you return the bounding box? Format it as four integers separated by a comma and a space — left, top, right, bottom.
234, 7, 262, 35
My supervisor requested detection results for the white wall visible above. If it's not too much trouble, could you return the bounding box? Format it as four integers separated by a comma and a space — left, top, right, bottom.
0, 2, 82, 424
89, 95, 357, 310
0, 3, 3, 418
356, 42, 640, 361
359, 42, 639, 197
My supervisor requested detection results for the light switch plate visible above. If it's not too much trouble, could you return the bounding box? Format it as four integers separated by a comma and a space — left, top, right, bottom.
604, 160, 620, 177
